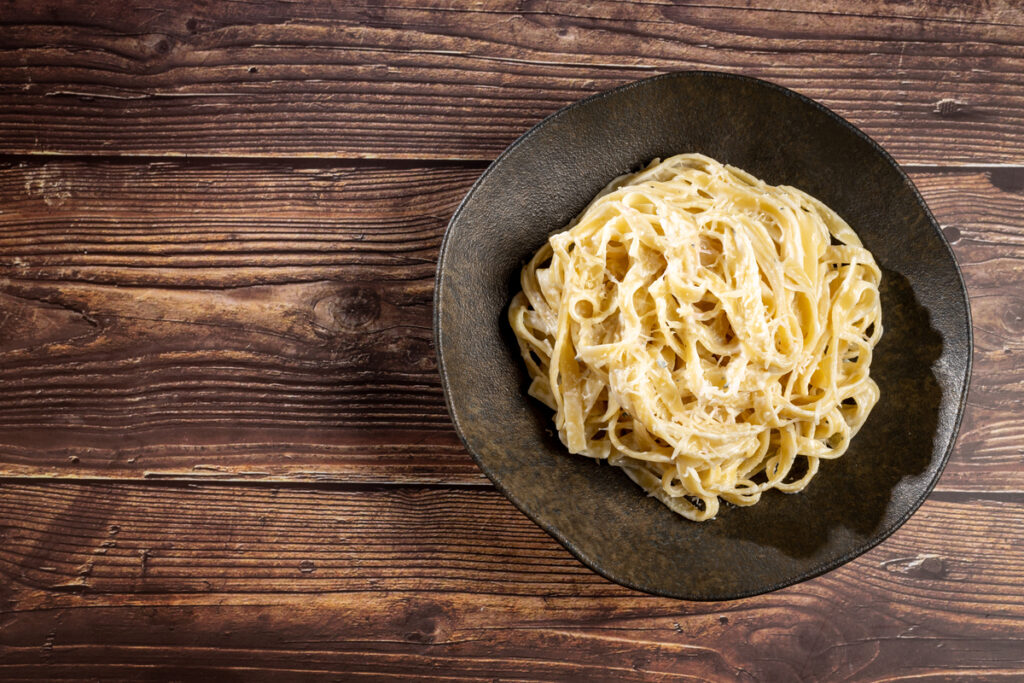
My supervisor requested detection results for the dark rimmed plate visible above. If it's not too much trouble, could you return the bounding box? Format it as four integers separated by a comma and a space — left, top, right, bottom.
434, 71, 971, 600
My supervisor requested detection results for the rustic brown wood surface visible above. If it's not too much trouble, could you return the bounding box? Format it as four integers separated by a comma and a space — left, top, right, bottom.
1, 482, 1023, 680
1, 0, 1024, 164
1, 1, 1022, 680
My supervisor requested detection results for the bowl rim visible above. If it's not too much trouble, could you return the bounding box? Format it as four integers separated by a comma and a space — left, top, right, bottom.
434, 70, 973, 600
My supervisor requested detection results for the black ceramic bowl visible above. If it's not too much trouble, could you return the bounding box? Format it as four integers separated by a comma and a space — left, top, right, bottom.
434, 71, 971, 600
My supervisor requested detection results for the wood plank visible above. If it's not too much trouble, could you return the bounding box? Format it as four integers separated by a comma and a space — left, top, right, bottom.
0, 0, 1022, 163
0, 481, 1022, 679
910, 169, 1024, 492
0, 161, 1020, 489
0, 161, 474, 482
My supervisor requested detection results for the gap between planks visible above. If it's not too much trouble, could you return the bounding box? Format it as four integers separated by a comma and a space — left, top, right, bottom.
1, 152, 1022, 174
0, 153, 492, 170
3, 476, 1023, 506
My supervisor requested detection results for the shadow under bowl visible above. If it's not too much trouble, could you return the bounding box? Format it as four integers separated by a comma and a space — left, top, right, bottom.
434, 71, 972, 600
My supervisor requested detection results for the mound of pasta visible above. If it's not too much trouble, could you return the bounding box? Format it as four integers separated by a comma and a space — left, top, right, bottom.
508, 153, 882, 521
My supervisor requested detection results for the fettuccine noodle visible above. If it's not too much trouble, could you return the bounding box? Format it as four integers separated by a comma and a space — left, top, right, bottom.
508, 154, 882, 521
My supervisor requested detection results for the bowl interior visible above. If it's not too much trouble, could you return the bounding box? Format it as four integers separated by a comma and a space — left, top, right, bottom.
435, 71, 971, 600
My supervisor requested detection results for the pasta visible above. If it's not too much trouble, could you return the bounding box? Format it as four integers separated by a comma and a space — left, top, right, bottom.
508, 154, 882, 521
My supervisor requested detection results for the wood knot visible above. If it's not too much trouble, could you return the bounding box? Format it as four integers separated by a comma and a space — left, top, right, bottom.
139, 33, 173, 58
313, 286, 381, 332
1003, 299, 1024, 335
941, 225, 961, 244
298, 560, 316, 574
401, 599, 452, 645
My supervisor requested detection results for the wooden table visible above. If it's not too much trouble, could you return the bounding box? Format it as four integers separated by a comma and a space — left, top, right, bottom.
1, 2, 1022, 679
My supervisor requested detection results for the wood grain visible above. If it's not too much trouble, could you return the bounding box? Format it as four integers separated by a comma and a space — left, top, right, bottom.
910, 169, 1024, 492
0, 481, 1022, 680
0, 161, 471, 481
0, 161, 1020, 488
0, 0, 1022, 163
